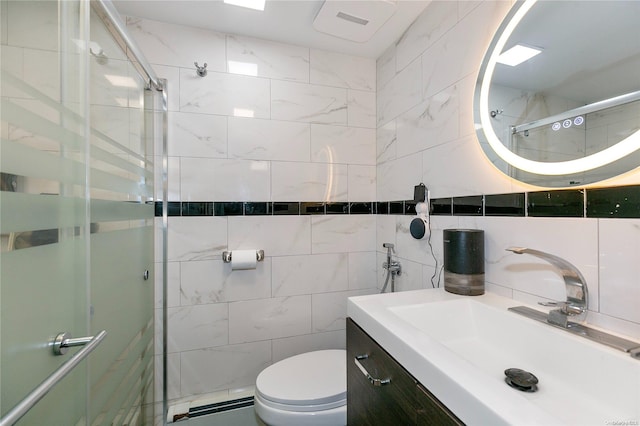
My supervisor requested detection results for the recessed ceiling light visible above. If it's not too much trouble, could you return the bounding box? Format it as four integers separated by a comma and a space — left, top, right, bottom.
223, 0, 265, 11
496, 44, 542, 66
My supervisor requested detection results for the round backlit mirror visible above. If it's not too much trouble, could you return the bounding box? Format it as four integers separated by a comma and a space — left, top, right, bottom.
474, 0, 640, 187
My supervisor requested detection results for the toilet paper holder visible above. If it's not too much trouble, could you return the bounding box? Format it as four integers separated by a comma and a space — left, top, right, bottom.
222, 250, 265, 263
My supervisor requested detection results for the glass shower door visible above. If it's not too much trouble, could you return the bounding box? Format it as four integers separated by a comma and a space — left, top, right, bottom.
86, 4, 155, 424
1, 0, 91, 424
1, 1, 157, 424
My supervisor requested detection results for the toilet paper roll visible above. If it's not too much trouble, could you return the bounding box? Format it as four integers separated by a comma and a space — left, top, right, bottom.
231, 250, 257, 270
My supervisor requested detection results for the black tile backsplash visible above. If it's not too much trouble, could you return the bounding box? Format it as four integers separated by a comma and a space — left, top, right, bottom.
326, 202, 348, 214
349, 202, 373, 214
389, 201, 404, 214
167, 202, 181, 216
485, 193, 525, 216
153, 185, 640, 219
273, 202, 299, 215
453, 196, 483, 216
301, 202, 325, 215
430, 198, 452, 215
214, 202, 243, 216
528, 190, 584, 217
404, 200, 417, 215
376, 202, 389, 215
244, 202, 270, 216
182, 202, 213, 216
587, 185, 640, 218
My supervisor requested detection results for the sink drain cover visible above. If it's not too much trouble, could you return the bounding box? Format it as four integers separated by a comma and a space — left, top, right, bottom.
504, 368, 538, 392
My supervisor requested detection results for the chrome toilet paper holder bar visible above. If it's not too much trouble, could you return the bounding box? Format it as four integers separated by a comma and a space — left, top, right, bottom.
222, 250, 265, 263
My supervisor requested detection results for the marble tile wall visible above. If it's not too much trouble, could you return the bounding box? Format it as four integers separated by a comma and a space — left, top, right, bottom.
132, 0, 640, 417
126, 17, 379, 406
375, 0, 640, 342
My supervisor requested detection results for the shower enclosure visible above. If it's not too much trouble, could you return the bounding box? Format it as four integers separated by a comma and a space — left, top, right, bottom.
0, 0, 166, 424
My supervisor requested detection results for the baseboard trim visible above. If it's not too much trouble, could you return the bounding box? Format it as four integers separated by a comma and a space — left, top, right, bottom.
181, 396, 255, 420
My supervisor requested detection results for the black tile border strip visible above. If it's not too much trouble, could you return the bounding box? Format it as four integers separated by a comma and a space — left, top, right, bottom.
155, 185, 640, 219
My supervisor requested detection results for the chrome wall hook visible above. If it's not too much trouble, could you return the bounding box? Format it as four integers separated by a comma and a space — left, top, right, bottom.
90, 47, 108, 65
194, 62, 208, 77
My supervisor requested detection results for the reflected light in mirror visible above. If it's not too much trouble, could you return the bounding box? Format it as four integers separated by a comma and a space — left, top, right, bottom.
497, 44, 542, 66
104, 75, 139, 88
228, 61, 258, 76
323, 147, 335, 202
233, 108, 255, 118
480, 0, 640, 176
223, 0, 265, 11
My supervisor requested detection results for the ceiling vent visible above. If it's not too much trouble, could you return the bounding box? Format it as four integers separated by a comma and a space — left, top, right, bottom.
313, 0, 398, 43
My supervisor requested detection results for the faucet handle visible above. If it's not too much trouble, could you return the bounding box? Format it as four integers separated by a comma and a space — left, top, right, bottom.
539, 301, 584, 317
538, 301, 562, 307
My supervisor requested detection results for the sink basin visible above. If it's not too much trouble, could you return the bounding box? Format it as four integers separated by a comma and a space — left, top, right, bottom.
348, 289, 640, 425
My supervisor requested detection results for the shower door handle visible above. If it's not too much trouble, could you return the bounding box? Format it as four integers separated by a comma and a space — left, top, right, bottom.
52, 332, 99, 356
0, 330, 107, 426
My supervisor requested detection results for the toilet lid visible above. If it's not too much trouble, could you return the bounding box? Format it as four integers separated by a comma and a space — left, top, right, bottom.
256, 349, 346, 407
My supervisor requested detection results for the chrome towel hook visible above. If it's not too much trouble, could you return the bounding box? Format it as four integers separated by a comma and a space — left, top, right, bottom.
194, 61, 208, 77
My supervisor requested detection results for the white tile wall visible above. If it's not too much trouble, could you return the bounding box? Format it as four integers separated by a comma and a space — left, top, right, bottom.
598, 219, 640, 324
312, 289, 375, 332
181, 157, 271, 201
271, 80, 347, 124
272, 254, 348, 297
347, 90, 377, 128
226, 35, 309, 82
228, 216, 311, 256
271, 161, 348, 202
179, 69, 271, 118
167, 217, 227, 261
180, 258, 272, 304
140, 0, 640, 412
310, 49, 376, 91
229, 295, 312, 344
126, 17, 226, 70
394, 0, 458, 72
310, 124, 376, 165
180, 342, 271, 396
129, 15, 378, 407
272, 330, 345, 363
167, 304, 228, 353
311, 215, 376, 254
228, 117, 310, 162
169, 112, 227, 158
375, 0, 640, 350
348, 165, 377, 201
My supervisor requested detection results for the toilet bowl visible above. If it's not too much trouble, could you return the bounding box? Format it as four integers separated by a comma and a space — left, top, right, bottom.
254, 349, 346, 426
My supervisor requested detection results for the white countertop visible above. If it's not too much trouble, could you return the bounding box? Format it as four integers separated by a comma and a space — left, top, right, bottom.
347, 288, 640, 426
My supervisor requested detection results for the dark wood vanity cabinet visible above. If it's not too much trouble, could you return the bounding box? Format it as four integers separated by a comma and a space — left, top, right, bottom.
347, 318, 463, 426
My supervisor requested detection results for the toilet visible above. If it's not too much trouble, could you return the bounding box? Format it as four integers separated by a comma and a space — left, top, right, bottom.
254, 349, 347, 426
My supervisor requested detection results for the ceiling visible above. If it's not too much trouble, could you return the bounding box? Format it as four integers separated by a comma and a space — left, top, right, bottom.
113, 0, 430, 59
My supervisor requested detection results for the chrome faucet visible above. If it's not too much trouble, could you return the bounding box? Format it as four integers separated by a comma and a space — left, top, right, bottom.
382, 243, 401, 273
381, 243, 401, 292
506, 247, 589, 327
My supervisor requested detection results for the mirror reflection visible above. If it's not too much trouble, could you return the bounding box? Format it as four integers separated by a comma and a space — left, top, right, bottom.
476, 0, 640, 187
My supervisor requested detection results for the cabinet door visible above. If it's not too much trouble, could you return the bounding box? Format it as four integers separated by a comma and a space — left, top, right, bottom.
347, 318, 417, 425
416, 383, 464, 426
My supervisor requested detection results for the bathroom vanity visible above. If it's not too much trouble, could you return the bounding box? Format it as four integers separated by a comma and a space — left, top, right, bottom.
347, 289, 640, 425
347, 318, 461, 425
